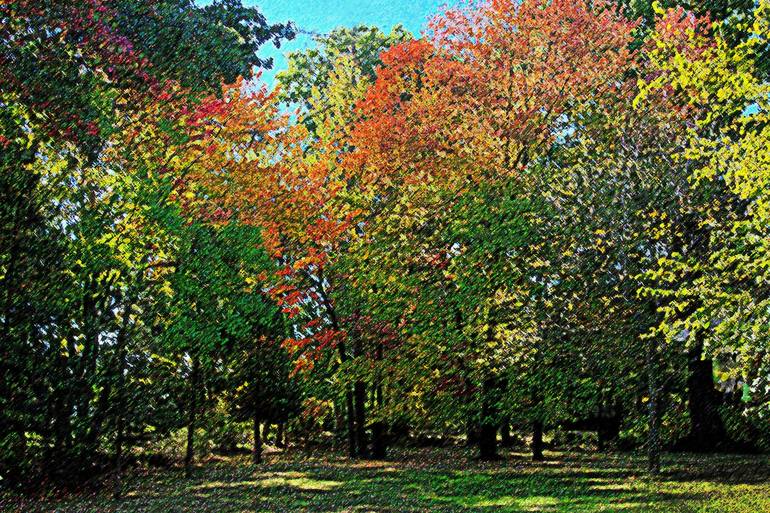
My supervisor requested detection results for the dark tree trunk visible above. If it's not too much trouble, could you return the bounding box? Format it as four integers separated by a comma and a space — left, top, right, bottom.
478, 423, 498, 460
352, 337, 368, 458
276, 423, 286, 449
532, 420, 544, 461
253, 415, 262, 464
684, 340, 727, 451
463, 374, 478, 447
319, 281, 356, 458
354, 380, 368, 458
371, 384, 386, 459
478, 377, 498, 460
345, 389, 356, 458
370, 341, 387, 459
597, 414, 621, 452
335, 339, 356, 458
647, 336, 661, 475
184, 355, 200, 478
48, 395, 67, 473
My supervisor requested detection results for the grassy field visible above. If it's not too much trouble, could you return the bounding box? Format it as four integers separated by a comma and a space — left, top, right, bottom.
3, 448, 769, 512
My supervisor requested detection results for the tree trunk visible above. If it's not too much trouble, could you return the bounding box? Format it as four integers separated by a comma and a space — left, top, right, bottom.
596, 399, 622, 452
113, 295, 133, 499
371, 383, 386, 459
354, 380, 368, 458
319, 282, 356, 457
333, 399, 344, 434
532, 420, 544, 461
685, 340, 727, 451
335, 339, 356, 458
478, 377, 498, 460
597, 414, 621, 452
478, 423, 498, 460
344, 389, 356, 458
113, 338, 127, 497
184, 355, 200, 478
276, 423, 285, 449
253, 415, 262, 464
647, 336, 661, 475
352, 337, 368, 458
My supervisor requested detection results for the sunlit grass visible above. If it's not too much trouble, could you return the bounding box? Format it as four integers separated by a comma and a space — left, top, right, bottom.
259, 475, 343, 491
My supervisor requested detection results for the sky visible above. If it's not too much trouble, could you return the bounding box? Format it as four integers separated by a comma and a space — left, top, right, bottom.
248, 0, 454, 86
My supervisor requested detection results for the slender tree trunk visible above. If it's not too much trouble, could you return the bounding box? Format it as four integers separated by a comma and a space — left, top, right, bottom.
113, 323, 128, 497
344, 389, 356, 457
352, 336, 369, 458
336, 336, 356, 457
371, 341, 387, 459
184, 355, 200, 478
253, 415, 262, 464
276, 423, 285, 449
371, 383, 386, 459
319, 280, 356, 457
532, 420, 544, 462
354, 381, 368, 458
49, 393, 65, 471
647, 336, 661, 475
465, 383, 478, 447
332, 399, 341, 432
76, 277, 102, 463
114, 406, 125, 498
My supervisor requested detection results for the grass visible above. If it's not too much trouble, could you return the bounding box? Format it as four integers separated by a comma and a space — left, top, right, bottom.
2, 447, 769, 512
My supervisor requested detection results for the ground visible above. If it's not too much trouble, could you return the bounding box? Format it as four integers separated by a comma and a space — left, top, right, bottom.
3, 448, 769, 512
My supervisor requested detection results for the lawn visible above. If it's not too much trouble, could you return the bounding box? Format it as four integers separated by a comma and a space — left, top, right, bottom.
3, 448, 769, 512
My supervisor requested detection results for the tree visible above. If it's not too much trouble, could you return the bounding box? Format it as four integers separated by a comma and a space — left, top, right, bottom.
344, 0, 637, 460
0, 0, 293, 486
230, 328, 302, 464
638, 0, 770, 450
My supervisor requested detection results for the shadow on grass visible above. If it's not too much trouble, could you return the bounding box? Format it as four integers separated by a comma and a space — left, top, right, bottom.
7, 449, 770, 512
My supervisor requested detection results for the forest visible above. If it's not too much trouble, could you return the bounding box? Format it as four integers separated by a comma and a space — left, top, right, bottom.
1, 0, 769, 511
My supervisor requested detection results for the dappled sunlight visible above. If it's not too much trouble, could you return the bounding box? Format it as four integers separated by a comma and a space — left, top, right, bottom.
590, 481, 635, 491
192, 479, 259, 490
472, 495, 562, 509
6, 449, 770, 512
259, 475, 344, 492
260, 470, 307, 479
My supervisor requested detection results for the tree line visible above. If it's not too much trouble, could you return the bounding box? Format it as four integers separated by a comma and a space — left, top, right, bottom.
1, 0, 769, 491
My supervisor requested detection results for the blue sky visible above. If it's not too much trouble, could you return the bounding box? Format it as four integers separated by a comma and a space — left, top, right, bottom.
249, 0, 454, 85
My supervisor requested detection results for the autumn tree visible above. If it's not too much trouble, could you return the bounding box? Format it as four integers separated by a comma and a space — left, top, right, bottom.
0, 0, 293, 486
343, 0, 637, 460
